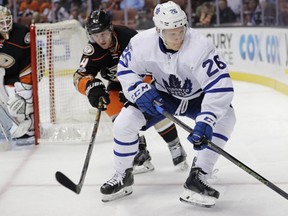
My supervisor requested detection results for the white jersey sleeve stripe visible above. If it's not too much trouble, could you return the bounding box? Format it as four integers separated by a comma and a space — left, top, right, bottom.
117, 70, 135, 77
203, 74, 232, 92
205, 88, 234, 93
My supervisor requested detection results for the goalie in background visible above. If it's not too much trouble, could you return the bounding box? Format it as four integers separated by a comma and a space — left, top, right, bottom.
0, 6, 35, 148
100, 1, 236, 207
73, 10, 188, 174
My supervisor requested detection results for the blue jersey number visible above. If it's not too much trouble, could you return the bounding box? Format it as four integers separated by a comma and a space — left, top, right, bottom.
202, 55, 227, 77
121, 46, 132, 68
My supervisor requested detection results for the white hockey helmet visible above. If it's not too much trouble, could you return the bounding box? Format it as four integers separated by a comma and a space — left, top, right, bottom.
153, 1, 187, 30
0, 6, 13, 40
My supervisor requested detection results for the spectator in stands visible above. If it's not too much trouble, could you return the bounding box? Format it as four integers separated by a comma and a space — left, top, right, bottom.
36, 0, 51, 23
99, 0, 109, 10
120, 0, 144, 11
248, 0, 262, 25
242, 0, 252, 25
227, 0, 241, 21
262, 0, 276, 25
70, 0, 83, 8
0, 0, 9, 7
39, 0, 51, 14
136, 0, 155, 30
218, 0, 236, 24
98, 0, 118, 12
47, 0, 70, 23
195, 2, 216, 26
185, 0, 206, 26
69, 5, 87, 27
136, 10, 154, 29
278, 0, 288, 26
19, 0, 39, 12
18, 0, 39, 26
5, 0, 18, 11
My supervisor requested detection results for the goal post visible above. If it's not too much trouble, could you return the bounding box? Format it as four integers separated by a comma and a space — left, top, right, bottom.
30, 20, 112, 144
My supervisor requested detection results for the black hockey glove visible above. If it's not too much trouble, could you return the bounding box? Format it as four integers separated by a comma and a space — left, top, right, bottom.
100, 67, 117, 81
86, 78, 110, 110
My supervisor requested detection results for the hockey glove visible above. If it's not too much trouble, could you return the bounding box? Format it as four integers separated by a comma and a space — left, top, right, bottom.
86, 78, 110, 110
187, 113, 216, 150
100, 66, 117, 82
128, 82, 162, 116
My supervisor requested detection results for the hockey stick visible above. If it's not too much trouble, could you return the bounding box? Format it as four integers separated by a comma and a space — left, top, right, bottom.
55, 102, 103, 194
154, 103, 288, 200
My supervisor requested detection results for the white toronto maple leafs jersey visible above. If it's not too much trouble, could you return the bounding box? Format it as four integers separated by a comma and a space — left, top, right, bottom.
117, 27, 234, 120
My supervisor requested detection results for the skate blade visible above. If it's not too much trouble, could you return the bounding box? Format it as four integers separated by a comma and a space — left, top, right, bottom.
133, 160, 155, 175
102, 186, 133, 202
175, 160, 189, 171
179, 189, 216, 208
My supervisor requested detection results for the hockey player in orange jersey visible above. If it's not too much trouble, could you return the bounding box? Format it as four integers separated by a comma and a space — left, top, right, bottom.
73, 10, 188, 174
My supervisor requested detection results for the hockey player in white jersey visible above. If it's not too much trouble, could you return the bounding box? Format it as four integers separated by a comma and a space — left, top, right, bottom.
100, 1, 236, 207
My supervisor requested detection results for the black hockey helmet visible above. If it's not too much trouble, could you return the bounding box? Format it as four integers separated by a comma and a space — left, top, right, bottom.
86, 10, 112, 35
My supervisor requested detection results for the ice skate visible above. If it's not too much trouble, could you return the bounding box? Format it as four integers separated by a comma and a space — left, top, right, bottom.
101, 168, 134, 202
132, 135, 155, 174
14, 134, 35, 146
169, 143, 188, 170
180, 165, 220, 208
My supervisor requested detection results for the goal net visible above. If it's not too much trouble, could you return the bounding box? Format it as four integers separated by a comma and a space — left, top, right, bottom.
30, 20, 112, 144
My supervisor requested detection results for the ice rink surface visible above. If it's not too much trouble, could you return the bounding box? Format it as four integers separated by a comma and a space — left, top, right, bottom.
0, 80, 288, 216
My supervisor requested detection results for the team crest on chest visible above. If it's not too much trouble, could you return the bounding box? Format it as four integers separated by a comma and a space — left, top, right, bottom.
163, 74, 193, 97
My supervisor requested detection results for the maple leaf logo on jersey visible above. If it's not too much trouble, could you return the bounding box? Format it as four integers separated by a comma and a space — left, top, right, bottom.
163, 75, 193, 98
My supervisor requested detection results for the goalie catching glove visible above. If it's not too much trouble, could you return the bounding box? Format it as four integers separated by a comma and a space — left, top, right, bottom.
86, 78, 110, 110
187, 113, 216, 150
7, 82, 34, 138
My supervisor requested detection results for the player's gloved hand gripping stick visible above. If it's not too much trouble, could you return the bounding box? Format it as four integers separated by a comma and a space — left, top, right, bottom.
153, 101, 288, 200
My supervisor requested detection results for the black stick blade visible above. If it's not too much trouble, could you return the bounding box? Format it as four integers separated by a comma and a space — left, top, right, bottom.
55, 171, 81, 194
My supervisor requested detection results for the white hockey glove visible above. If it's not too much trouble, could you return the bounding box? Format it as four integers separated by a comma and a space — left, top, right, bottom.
7, 82, 34, 138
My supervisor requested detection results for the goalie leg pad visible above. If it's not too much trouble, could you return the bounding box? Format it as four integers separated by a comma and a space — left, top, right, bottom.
10, 114, 34, 138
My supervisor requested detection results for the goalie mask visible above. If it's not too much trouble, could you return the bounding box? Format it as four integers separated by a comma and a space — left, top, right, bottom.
86, 10, 112, 35
153, 1, 187, 50
0, 6, 13, 40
